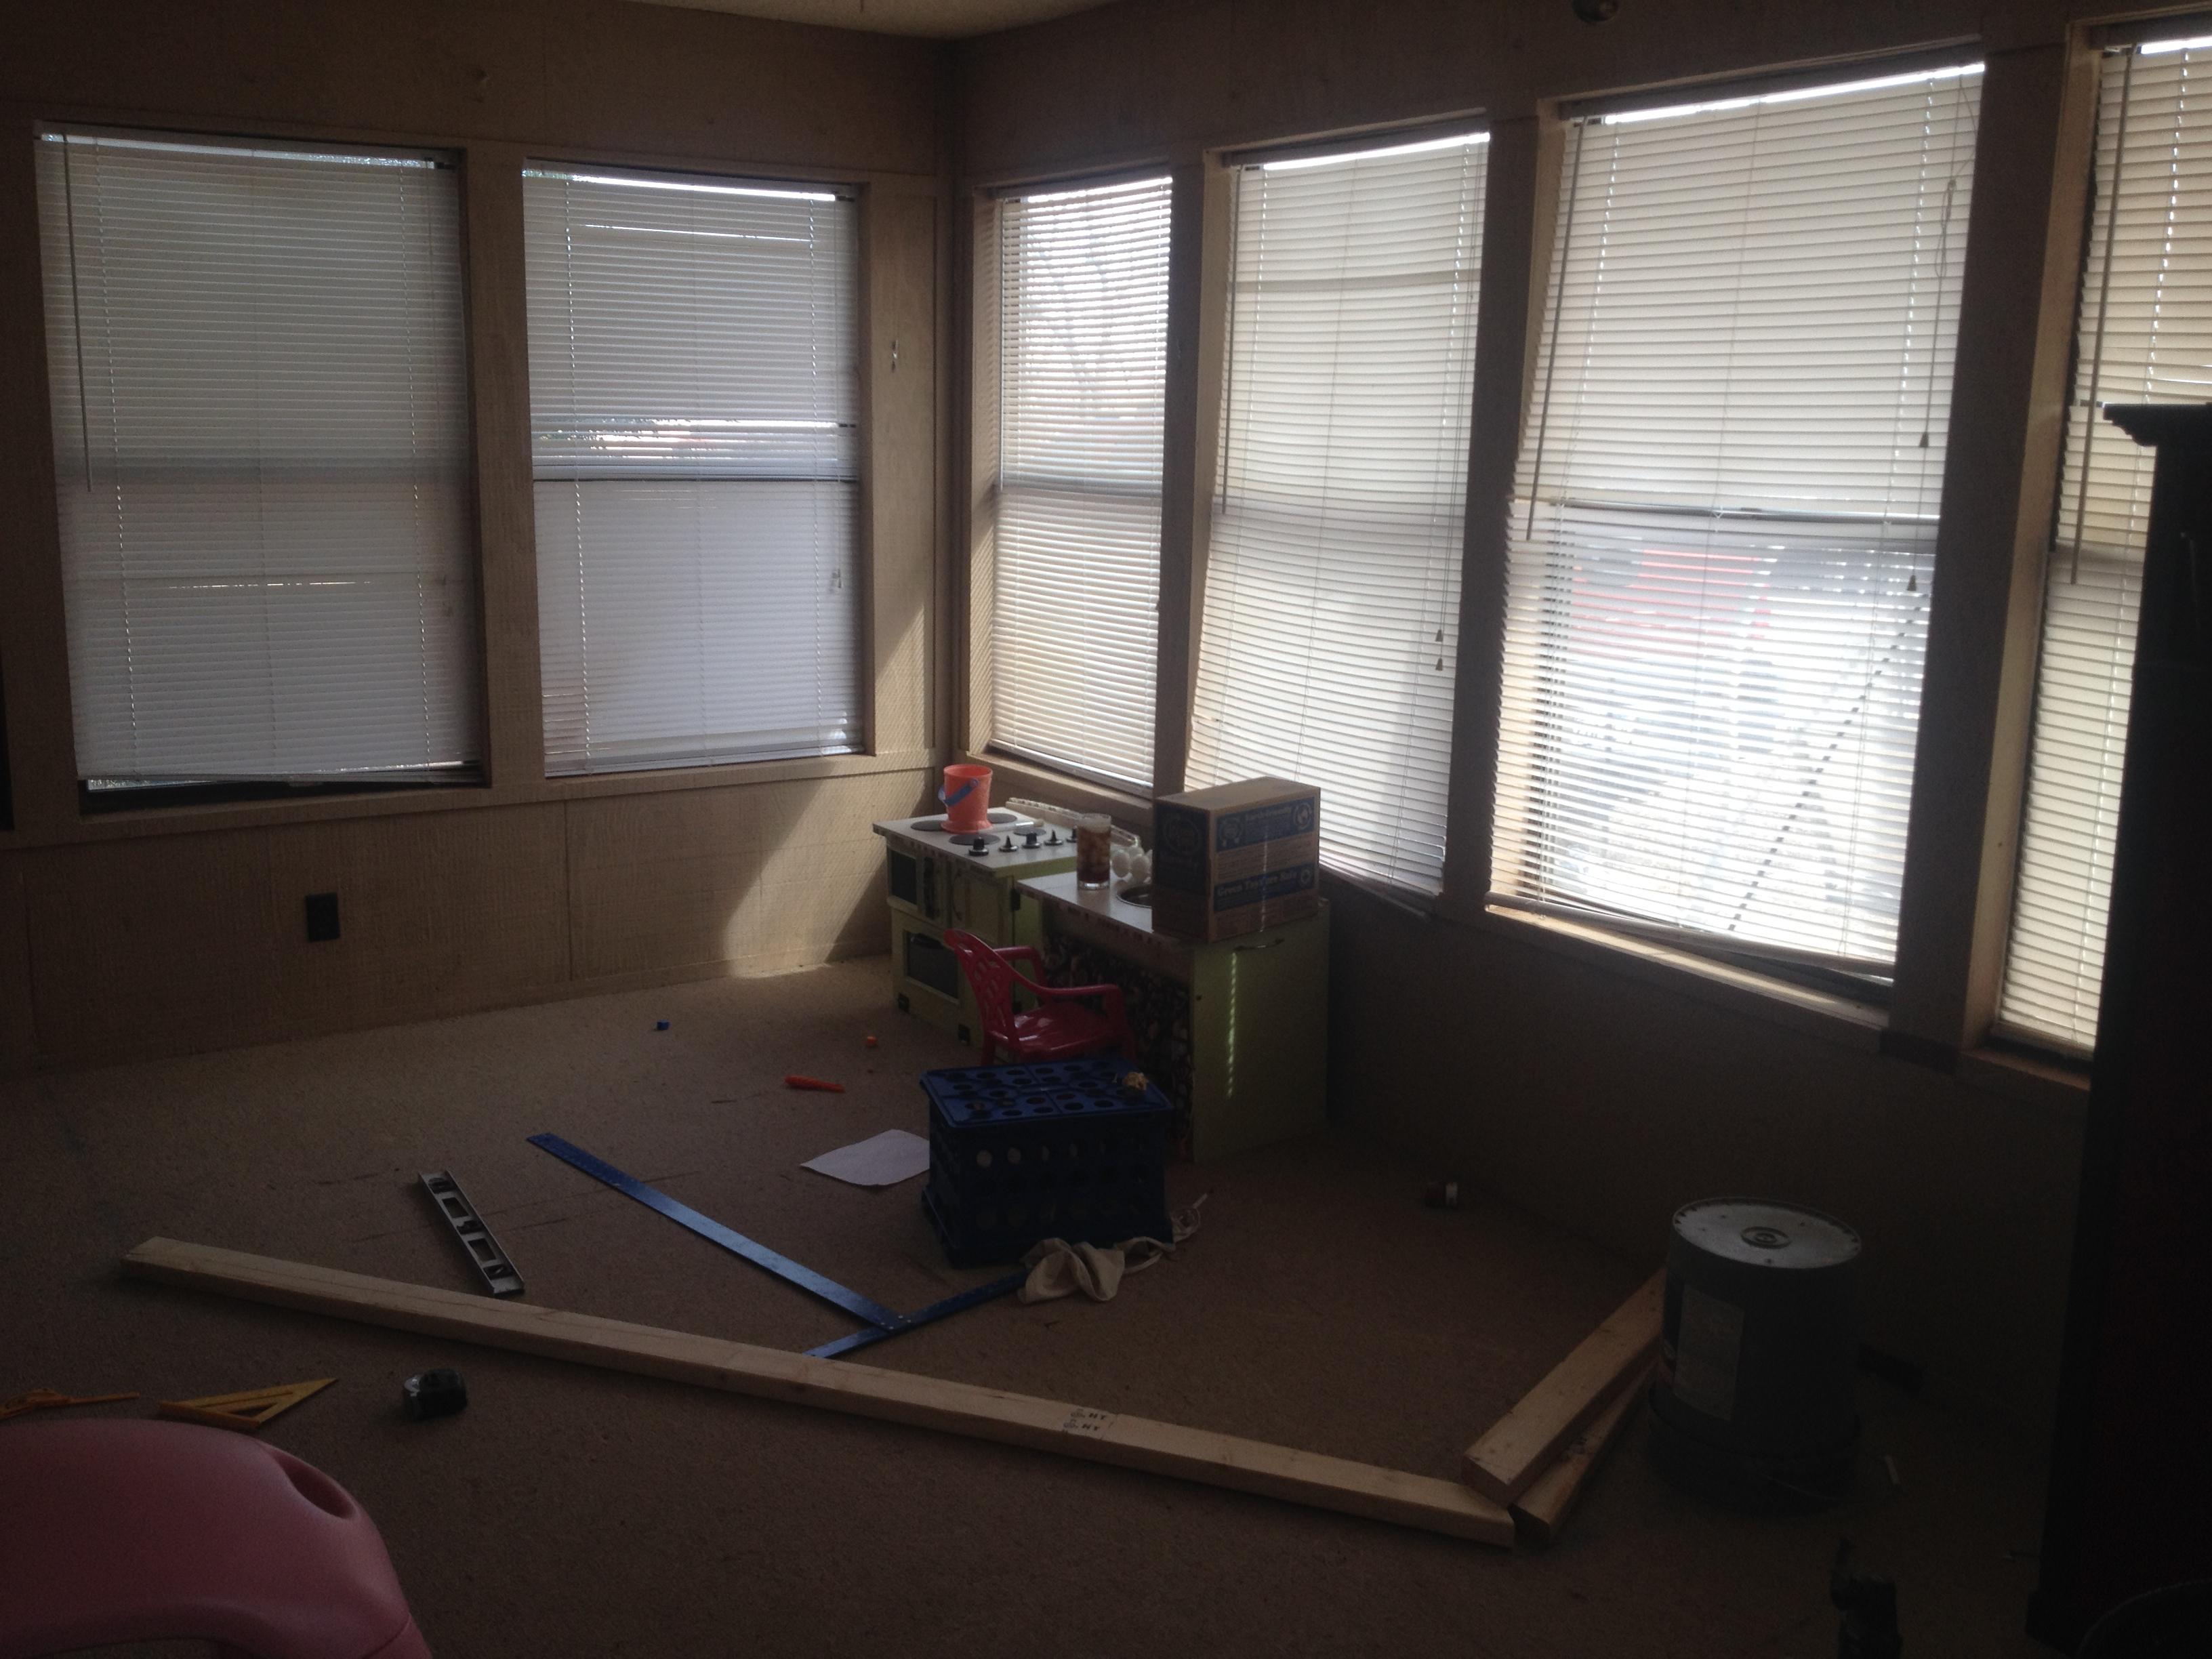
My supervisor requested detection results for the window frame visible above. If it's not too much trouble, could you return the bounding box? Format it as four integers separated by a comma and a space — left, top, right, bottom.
1486, 58, 1988, 998
31, 121, 488, 809
1457, 47, 2103, 1076
1992, 25, 2212, 1059
950, 49, 2113, 1087
952, 49, 2106, 1084
0, 119, 935, 851
519, 156, 869, 781
964, 167, 1181, 803
0, 39, 2117, 1092
1188, 124, 1492, 900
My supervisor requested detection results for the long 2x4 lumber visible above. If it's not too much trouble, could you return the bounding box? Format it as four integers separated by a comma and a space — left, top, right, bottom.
122, 1238, 1513, 1548
1507, 1361, 1652, 1546
1462, 1270, 1665, 1504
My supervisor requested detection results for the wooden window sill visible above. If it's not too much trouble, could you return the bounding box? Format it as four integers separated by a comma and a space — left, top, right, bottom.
966, 747, 1156, 830
0, 747, 940, 851
1954, 1043, 2091, 1111
1450, 898, 1887, 1054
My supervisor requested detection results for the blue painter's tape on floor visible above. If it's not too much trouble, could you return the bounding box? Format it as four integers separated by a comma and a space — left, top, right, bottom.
527, 1132, 906, 1330
805, 1271, 1027, 1358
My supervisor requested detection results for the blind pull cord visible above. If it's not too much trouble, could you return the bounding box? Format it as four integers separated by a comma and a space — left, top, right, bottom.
58, 135, 95, 491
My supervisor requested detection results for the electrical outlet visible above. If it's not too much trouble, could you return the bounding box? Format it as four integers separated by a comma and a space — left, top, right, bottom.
304, 892, 341, 943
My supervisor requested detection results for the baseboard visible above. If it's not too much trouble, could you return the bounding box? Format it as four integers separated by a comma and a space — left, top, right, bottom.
11, 933, 891, 1077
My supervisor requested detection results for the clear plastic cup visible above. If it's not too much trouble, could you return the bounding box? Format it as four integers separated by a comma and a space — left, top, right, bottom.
1075, 813, 1113, 888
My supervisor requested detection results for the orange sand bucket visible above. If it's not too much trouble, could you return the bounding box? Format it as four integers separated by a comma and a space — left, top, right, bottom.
939, 764, 993, 834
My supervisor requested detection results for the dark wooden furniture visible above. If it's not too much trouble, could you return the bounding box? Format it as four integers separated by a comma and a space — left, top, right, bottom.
2029, 404, 2212, 1648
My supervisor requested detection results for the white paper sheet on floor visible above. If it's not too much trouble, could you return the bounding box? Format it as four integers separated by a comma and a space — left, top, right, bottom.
802, 1129, 933, 1188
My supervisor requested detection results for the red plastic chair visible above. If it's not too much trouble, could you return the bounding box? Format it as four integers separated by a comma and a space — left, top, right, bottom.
941, 928, 1132, 1064
0, 1420, 431, 1659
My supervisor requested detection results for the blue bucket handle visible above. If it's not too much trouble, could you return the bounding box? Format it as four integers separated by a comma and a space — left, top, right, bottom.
937, 777, 977, 810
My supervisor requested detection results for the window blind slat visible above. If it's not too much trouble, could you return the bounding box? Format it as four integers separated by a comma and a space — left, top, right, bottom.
524, 166, 860, 777
1998, 40, 2212, 1051
37, 129, 478, 786
1492, 66, 1981, 974
1187, 134, 1488, 895
994, 178, 1170, 791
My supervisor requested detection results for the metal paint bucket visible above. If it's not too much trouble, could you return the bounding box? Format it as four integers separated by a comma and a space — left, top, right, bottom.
1647, 1197, 1862, 1512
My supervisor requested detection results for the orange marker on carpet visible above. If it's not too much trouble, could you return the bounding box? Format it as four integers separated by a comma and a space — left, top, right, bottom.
784, 1074, 845, 1093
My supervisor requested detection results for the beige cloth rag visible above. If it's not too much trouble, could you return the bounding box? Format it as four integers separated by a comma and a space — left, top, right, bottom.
1018, 1196, 1205, 1304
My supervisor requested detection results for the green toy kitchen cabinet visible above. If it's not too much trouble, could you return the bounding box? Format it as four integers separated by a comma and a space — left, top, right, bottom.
874, 814, 1077, 1046
1018, 872, 1328, 1162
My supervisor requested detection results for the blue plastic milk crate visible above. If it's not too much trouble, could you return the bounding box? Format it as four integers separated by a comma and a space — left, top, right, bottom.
920, 1057, 1174, 1267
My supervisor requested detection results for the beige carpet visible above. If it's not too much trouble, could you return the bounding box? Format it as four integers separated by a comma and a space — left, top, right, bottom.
1, 957, 2049, 1657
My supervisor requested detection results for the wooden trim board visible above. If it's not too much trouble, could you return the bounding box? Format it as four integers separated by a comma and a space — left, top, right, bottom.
1462, 1271, 1664, 1504
1508, 1362, 1652, 1547
122, 1238, 1513, 1547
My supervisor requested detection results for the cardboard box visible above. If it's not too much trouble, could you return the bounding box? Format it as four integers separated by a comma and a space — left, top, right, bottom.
1151, 777, 1320, 942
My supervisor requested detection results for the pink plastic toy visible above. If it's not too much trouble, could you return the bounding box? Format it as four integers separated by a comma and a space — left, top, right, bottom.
941, 928, 1132, 1064
0, 1420, 430, 1658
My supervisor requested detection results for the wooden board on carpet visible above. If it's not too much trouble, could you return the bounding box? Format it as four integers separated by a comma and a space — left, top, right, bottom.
122, 1237, 1515, 1548
0, 1388, 138, 1422
1462, 1270, 1664, 1504
1508, 1361, 1652, 1546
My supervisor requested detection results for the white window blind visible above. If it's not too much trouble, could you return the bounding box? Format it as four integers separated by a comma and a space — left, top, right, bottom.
1492, 63, 1982, 979
993, 176, 1170, 791
36, 127, 478, 787
525, 164, 859, 777
2000, 35, 2212, 1051
1187, 134, 1487, 895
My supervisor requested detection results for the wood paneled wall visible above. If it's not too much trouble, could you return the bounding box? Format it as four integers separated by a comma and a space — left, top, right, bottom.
1328, 879, 2085, 1429
0, 860, 30, 1073
0, 0, 2154, 1425
958, 0, 2109, 180
0, 0, 942, 175
949, 0, 2170, 1424
0, 0, 953, 1069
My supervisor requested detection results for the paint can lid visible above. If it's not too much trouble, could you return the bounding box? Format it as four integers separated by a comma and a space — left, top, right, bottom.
1673, 1198, 1860, 1269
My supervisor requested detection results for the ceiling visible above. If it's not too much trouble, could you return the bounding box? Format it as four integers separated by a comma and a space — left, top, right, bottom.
624, 0, 1117, 39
